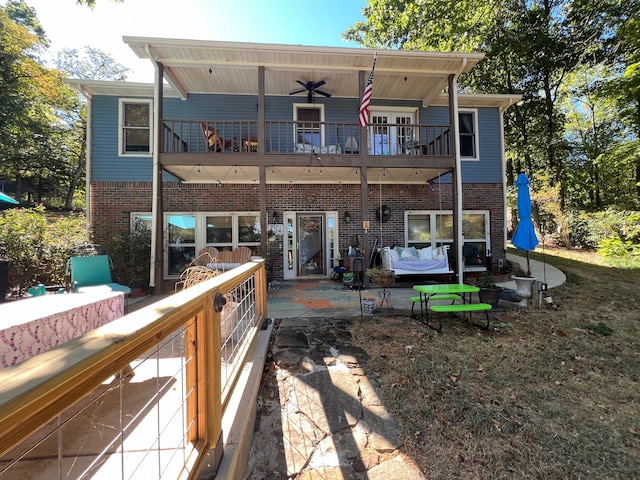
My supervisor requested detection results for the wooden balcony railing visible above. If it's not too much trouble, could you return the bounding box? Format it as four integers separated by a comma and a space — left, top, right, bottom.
161, 120, 451, 157
0, 260, 268, 479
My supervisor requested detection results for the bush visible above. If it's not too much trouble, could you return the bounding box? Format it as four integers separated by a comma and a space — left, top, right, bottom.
102, 222, 152, 289
556, 208, 640, 252
0, 207, 91, 293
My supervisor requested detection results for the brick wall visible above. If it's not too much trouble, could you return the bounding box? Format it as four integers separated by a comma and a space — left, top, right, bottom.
90, 181, 505, 281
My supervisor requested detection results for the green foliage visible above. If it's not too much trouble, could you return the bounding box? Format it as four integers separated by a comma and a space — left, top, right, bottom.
479, 271, 497, 288
102, 222, 152, 288
0, 207, 90, 292
553, 209, 592, 248
597, 237, 640, 258
584, 322, 614, 336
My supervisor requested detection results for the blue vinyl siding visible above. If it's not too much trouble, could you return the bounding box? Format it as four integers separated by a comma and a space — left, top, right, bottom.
91, 96, 153, 182
91, 93, 503, 183
422, 106, 503, 183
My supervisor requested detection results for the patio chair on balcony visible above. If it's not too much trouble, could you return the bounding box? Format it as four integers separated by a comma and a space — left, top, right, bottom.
344, 136, 359, 154
66, 255, 131, 295
200, 123, 239, 153
200, 123, 223, 152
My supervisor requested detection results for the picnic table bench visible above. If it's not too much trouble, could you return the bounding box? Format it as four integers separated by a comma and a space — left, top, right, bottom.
429, 303, 492, 333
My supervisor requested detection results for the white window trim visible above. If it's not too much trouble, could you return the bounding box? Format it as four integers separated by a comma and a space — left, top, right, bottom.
131, 211, 261, 279
404, 210, 490, 271
459, 108, 479, 161
118, 98, 153, 157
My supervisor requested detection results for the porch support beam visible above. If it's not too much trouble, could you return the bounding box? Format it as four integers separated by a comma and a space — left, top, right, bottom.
151, 61, 164, 293
360, 166, 369, 287
358, 70, 365, 158
259, 165, 267, 255
449, 73, 463, 284
258, 67, 268, 257
258, 66, 265, 154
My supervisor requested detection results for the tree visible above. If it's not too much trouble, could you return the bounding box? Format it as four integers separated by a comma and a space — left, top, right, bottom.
54, 47, 129, 209
0, 0, 60, 203
0, 1, 130, 209
345, 0, 639, 217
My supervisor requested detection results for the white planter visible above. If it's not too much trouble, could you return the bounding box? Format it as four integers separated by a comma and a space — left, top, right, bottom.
511, 276, 537, 306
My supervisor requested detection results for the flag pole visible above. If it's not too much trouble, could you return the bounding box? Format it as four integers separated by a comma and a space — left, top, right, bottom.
359, 52, 377, 128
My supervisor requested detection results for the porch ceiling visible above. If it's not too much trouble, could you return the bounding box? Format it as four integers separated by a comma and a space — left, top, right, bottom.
123, 37, 484, 105
162, 165, 449, 185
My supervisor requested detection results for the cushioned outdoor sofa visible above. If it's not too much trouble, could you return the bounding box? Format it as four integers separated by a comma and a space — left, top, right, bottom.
380, 245, 452, 276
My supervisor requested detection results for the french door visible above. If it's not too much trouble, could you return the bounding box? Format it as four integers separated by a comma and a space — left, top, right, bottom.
369, 110, 415, 155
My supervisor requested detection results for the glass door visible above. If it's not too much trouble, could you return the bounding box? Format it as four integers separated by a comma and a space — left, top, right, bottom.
369, 110, 416, 154
297, 214, 325, 276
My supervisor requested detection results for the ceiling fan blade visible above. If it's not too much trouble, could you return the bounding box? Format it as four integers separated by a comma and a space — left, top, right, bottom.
313, 80, 326, 89
289, 88, 307, 95
315, 89, 332, 98
296, 80, 307, 88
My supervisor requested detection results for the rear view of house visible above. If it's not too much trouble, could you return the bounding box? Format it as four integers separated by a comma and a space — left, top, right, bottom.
69, 39, 520, 292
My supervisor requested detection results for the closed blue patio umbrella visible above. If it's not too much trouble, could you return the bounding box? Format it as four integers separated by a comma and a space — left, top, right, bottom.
511, 173, 539, 276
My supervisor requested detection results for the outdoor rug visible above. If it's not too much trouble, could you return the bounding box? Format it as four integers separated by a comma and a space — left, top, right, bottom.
267, 280, 365, 310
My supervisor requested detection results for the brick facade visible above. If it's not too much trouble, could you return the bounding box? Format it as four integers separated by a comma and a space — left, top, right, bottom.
90, 181, 505, 282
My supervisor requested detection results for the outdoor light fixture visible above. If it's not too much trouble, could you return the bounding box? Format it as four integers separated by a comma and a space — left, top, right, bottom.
272, 211, 278, 222
344, 212, 351, 223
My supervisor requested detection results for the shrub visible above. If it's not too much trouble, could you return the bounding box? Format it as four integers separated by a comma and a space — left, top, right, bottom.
102, 222, 152, 289
0, 207, 91, 292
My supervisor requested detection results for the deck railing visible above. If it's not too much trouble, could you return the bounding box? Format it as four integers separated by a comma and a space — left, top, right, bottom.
0, 260, 267, 479
161, 119, 451, 157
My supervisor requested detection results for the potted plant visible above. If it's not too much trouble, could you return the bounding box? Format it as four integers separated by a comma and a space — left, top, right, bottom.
477, 272, 502, 308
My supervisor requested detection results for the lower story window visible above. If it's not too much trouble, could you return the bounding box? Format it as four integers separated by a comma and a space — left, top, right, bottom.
133, 212, 260, 278
405, 210, 490, 270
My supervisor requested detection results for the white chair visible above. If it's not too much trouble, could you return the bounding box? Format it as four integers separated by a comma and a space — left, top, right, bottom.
344, 136, 358, 154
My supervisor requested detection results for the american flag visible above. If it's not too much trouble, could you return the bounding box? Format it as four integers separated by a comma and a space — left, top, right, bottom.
358, 53, 377, 128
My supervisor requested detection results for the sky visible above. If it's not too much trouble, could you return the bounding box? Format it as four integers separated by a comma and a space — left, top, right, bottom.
23, 0, 367, 82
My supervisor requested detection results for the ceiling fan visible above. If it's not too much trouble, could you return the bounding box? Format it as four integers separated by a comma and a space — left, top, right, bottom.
289, 80, 331, 103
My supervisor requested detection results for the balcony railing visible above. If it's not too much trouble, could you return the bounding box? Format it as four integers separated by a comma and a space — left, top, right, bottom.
0, 260, 267, 479
161, 120, 451, 157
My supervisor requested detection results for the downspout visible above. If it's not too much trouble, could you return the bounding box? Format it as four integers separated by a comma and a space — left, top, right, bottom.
499, 98, 515, 257
149, 49, 164, 291
450, 58, 467, 284
80, 87, 92, 223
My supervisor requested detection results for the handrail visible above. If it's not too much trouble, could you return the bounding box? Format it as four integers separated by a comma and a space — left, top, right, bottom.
0, 259, 267, 479
161, 119, 452, 157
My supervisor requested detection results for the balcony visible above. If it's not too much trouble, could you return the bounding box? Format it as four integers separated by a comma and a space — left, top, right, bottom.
161, 120, 451, 158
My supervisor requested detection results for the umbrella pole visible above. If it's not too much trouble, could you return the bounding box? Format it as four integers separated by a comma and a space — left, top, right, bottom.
526, 252, 531, 277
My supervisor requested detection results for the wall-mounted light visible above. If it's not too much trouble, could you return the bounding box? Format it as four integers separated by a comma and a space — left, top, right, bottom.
344, 212, 351, 223
272, 211, 278, 223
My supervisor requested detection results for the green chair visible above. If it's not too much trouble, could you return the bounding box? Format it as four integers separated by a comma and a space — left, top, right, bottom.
68, 255, 131, 295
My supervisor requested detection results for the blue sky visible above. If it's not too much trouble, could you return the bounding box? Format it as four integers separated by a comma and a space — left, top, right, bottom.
24, 0, 367, 82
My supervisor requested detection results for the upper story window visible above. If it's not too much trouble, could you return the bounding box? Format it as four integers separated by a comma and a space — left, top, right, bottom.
294, 104, 324, 147
459, 109, 478, 160
119, 99, 152, 156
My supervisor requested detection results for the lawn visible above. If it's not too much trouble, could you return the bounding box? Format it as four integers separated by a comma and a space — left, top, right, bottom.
348, 247, 640, 479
